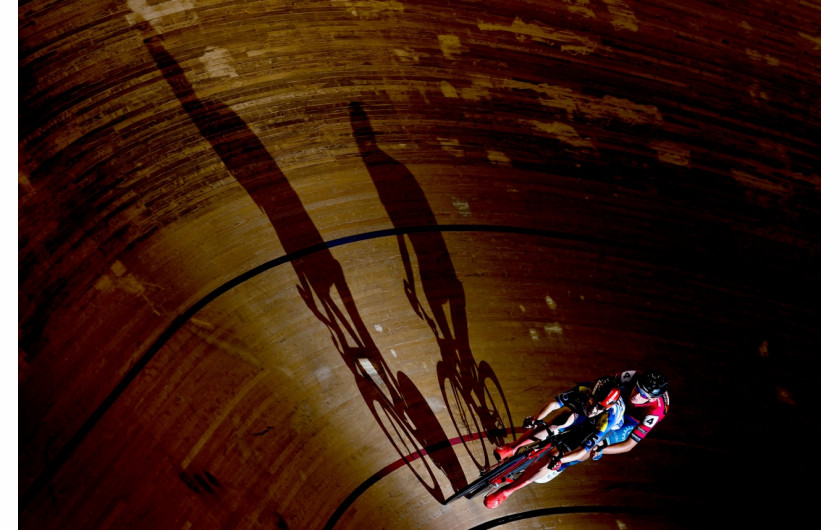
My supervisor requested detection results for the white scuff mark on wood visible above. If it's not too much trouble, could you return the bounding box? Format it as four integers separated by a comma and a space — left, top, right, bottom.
544, 323, 563, 335
452, 197, 472, 217
126, 0, 195, 26
545, 295, 557, 309
198, 47, 238, 78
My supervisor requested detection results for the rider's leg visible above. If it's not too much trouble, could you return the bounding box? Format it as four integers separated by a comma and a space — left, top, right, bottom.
494, 427, 548, 459
484, 451, 554, 508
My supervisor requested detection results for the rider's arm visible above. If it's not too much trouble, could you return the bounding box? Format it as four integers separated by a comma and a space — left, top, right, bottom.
599, 438, 637, 455
557, 446, 589, 464
534, 399, 562, 421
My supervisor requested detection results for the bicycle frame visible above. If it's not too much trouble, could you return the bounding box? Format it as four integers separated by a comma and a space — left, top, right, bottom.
443, 419, 575, 504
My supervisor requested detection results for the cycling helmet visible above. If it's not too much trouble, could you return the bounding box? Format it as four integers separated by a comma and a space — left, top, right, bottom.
637, 370, 668, 398
586, 375, 621, 415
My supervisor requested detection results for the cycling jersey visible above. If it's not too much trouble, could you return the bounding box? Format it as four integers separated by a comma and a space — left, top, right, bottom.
554, 384, 625, 450
610, 370, 669, 444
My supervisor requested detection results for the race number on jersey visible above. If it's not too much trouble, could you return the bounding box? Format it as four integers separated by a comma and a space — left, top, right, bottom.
642, 415, 659, 428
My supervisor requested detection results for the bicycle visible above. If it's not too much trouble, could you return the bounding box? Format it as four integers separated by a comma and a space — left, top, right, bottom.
443, 418, 579, 505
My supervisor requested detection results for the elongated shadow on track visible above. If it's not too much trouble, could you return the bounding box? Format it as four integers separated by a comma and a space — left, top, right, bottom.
350, 102, 514, 471
140, 25, 465, 502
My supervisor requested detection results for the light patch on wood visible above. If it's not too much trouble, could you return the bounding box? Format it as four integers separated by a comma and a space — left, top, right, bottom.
544, 323, 563, 335
545, 295, 557, 309
438, 34, 463, 59
799, 32, 820, 50
451, 197, 472, 217
740, 21, 753, 31
440, 81, 460, 98
439, 138, 464, 157
775, 386, 796, 405
392, 48, 419, 63
19, 172, 34, 195
583, 95, 662, 124
519, 305, 527, 313
487, 150, 511, 164
745, 48, 780, 66
501, 80, 662, 126
730, 169, 790, 196
747, 84, 770, 101
528, 120, 594, 148
95, 260, 163, 315
426, 395, 445, 413
758, 340, 769, 357
125, 0, 195, 26
651, 141, 690, 166
561, 0, 595, 18
198, 47, 238, 79
189, 318, 215, 330
390, 349, 397, 358
94, 275, 115, 293
529, 328, 540, 340
111, 260, 128, 277
333, 0, 405, 16
478, 17, 599, 55
461, 77, 493, 100
602, 0, 638, 31
374, 324, 384, 332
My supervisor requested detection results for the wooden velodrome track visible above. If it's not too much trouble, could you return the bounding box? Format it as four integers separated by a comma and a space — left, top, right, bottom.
19, 0, 819, 528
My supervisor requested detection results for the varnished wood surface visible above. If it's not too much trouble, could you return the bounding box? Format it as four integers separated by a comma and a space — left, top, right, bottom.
19, 0, 819, 528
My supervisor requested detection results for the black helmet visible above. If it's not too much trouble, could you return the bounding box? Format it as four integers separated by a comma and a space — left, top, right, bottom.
637, 370, 668, 398
590, 375, 621, 409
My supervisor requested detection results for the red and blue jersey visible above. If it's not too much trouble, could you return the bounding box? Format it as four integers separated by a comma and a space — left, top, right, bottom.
616, 370, 669, 443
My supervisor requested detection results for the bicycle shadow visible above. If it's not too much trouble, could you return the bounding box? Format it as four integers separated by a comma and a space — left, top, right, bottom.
139, 24, 466, 502
349, 102, 514, 471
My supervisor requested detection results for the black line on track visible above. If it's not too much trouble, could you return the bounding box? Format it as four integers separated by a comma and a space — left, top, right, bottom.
20, 223, 634, 512
467, 505, 678, 529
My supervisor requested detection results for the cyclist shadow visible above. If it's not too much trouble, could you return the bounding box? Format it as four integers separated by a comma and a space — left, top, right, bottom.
140, 25, 466, 502
350, 102, 515, 472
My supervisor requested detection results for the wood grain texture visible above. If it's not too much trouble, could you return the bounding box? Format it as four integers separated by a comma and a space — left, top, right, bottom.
19, 0, 819, 528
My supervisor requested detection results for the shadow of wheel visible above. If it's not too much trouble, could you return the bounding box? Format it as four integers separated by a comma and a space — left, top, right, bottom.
438, 362, 490, 470
477, 360, 515, 447
367, 389, 444, 502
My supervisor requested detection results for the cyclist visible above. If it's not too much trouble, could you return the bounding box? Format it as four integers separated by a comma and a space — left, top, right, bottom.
484, 375, 624, 509
590, 370, 669, 461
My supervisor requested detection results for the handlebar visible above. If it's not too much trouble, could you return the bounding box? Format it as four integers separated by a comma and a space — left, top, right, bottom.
524, 417, 571, 453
